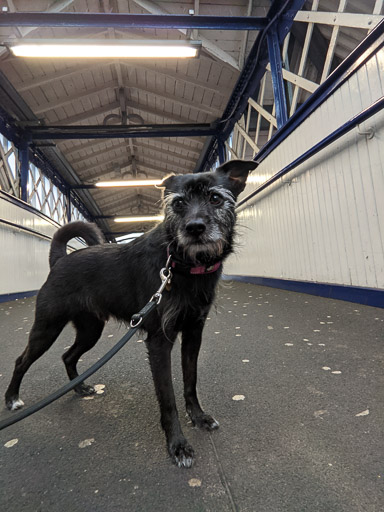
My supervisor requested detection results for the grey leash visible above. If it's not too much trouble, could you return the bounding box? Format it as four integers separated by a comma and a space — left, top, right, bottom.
0, 257, 172, 432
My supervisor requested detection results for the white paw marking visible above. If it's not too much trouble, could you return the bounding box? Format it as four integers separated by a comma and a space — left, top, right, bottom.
10, 399, 24, 410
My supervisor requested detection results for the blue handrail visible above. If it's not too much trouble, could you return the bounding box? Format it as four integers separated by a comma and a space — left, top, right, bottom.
237, 95, 384, 208
253, 18, 384, 167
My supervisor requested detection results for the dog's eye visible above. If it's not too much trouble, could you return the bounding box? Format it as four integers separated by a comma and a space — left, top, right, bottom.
209, 193, 223, 206
172, 198, 185, 211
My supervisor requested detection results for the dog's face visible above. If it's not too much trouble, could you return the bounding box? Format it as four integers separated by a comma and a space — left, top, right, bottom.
161, 159, 257, 262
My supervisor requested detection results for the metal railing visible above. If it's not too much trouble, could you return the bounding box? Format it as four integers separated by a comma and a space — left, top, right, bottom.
237, 95, 384, 207
221, 1, 384, 181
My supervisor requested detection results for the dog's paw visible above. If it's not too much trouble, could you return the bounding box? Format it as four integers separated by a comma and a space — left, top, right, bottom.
74, 383, 95, 396
169, 440, 195, 468
5, 397, 25, 411
191, 413, 220, 431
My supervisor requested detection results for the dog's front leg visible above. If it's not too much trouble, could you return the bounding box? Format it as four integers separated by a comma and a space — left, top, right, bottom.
147, 333, 194, 468
182, 321, 219, 431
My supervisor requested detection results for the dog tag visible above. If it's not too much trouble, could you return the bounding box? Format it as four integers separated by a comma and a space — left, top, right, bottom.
166, 282, 172, 291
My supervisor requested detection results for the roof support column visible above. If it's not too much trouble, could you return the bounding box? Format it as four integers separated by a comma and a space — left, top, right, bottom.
217, 138, 226, 165
19, 137, 30, 203
66, 189, 71, 223
267, 24, 288, 128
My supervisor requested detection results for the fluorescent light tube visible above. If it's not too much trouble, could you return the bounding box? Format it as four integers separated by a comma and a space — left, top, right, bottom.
8, 39, 201, 59
114, 216, 164, 223
96, 180, 163, 187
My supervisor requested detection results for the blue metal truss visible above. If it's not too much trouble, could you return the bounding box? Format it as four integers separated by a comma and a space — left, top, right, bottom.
267, 24, 288, 128
0, 12, 268, 30
195, 0, 305, 172
0, 107, 22, 146
254, 17, 384, 166
0, 0, 306, 230
28, 124, 218, 141
19, 137, 29, 203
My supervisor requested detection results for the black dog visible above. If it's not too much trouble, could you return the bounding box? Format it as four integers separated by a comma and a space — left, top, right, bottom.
5, 159, 256, 467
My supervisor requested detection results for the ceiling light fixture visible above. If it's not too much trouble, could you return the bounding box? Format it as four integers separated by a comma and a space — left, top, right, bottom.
95, 179, 163, 187
8, 39, 201, 59
114, 216, 164, 223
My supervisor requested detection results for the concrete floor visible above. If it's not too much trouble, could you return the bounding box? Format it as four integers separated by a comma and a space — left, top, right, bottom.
0, 282, 383, 512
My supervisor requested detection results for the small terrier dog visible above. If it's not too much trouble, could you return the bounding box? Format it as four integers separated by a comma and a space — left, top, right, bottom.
5, 159, 257, 467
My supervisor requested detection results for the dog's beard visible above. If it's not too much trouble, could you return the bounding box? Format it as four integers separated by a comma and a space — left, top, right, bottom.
176, 230, 226, 263
164, 191, 236, 263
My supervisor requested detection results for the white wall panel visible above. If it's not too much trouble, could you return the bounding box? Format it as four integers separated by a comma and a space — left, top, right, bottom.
225, 47, 384, 290
0, 194, 86, 296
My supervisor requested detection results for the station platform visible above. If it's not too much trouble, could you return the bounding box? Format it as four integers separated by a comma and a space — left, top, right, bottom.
1, 281, 383, 512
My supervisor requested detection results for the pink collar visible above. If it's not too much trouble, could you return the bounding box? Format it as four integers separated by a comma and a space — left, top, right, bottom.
167, 248, 222, 275
174, 260, 222, 275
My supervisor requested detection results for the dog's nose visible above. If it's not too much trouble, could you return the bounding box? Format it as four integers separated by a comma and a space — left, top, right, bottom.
186, 220, 206, 236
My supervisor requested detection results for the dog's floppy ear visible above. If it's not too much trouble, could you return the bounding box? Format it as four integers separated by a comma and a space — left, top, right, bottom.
216, 159, 258, 197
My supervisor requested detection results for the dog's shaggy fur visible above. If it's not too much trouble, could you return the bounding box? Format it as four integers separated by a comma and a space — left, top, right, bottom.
5, 159, 257, 467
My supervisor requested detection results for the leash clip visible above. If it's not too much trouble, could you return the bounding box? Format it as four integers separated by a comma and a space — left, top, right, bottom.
149, 254, 172, 305
130, 255, 172, 328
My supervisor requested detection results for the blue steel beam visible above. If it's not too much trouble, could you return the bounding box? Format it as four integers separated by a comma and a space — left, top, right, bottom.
18, 137, 30, 203
0, 108, 21, 145
217, 139, 226, 165
28, 124, 217, 140
0, 12, 268, 30
29, 147, 96, 223
195, 0, 305, 173
267, 24, 288, 128
254, 17, 384, 166
219, 0, 305, 141
237, 95, 384, 208
0, 70, 99, 223
66, 189, 71, 223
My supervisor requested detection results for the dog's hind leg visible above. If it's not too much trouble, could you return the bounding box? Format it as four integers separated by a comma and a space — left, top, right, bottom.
62, 312, 104, 396
182, 320, 219, 431
147, 332, 194, 468
5, 317, 67, 410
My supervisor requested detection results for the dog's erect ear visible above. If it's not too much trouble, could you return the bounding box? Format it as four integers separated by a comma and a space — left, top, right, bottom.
158, 174, 177, 192
216, 159, 258, 197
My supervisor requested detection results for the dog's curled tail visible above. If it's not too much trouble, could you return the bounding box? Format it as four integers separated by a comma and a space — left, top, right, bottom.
49, 221, 104, 268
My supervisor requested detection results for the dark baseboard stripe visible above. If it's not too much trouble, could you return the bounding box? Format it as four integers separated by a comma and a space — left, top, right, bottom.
0, 290, 38, 304
2, 279, 383, 309
223, 275, 384, 309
